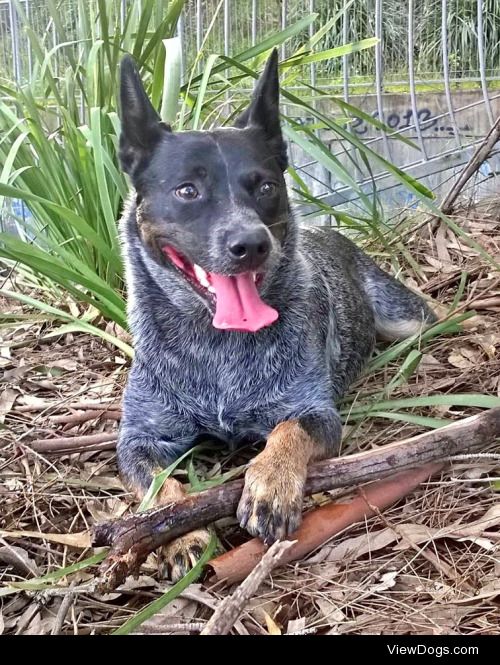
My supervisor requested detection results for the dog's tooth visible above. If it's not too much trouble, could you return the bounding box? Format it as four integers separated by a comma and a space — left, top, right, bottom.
194, 264, 210, 287
193, 264, 207, 280
207, 285, 215, 294
252, 272, 257, 282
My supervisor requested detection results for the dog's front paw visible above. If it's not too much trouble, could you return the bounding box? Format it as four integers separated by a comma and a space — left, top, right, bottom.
236, 453, 304, 544
159, 528, 212, 582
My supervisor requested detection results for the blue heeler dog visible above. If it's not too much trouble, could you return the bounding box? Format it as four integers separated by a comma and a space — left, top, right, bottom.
116, 50, 436, 580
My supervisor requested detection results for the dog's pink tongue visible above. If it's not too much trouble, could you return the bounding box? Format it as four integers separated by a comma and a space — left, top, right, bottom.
210, 273, 278, 332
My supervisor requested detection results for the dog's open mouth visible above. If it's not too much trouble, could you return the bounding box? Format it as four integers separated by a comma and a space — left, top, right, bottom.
162, 245, 279, 333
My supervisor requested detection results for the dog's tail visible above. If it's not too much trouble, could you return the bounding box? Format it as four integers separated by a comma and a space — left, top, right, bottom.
358, 255, 437, 342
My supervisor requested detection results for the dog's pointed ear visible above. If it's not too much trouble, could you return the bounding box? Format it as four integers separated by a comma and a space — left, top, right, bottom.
119, 55, 170, 175
234, 49, 287, 171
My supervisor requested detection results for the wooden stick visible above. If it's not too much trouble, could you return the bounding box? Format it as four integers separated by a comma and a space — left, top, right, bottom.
49, 410, 121, 426
28, 432, 117, 454
208, 463, 442, 584
14, 401, 121, 414
91, 408, 500, 591
468, 296, 500, 310
201, 540, 295, 635
440, 115, 500, 215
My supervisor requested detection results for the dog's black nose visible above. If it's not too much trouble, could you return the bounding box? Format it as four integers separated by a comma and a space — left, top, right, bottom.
227, 228, 271, 268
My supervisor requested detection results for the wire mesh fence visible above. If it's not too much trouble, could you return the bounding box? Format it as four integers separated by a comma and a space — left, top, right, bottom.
0, 0, 499, 226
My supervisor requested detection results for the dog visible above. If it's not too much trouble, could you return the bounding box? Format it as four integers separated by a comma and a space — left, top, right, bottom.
116, 49, 436, 580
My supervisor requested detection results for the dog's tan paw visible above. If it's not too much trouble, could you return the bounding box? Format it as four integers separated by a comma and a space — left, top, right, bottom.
158, 528, 212, 582
236, 453, 304, 544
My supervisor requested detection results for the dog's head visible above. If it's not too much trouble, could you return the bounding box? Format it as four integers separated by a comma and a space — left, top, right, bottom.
119, 50, 291, 333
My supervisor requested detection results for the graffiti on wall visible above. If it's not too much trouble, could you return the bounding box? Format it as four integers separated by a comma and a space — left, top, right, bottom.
293, 108, 472, 137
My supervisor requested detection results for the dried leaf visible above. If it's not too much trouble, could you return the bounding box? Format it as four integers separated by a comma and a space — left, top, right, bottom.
17, 395, 48, 409
263, 610, 282, 635
435, 223, 452, 265
47, 359, 78, 372
395, 523, 434, 547
460, 314, 486, 331
0, 346, 11, 360
315, 598, 345, 625
0, 388, 17, 423
474, 333, 499, 358
15, 604, 39, 635
420, 354, 445, 369
394, 505, 500, 552
286, 618, 307, 634
370, 570, 398, 592
0, 529, 91, 548
448, 346, 480, 369
0, 544, 40, 577
2, 365, 31, 381
138, 597, 197, 632
308, 528, 397, 565
453, 504, 500, 536
87, 498, 128, 523
425, 256, 443, 270
24, 611, 58, 636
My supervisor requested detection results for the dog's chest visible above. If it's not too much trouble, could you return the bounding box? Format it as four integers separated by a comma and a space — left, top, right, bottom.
161, 331, 317, 437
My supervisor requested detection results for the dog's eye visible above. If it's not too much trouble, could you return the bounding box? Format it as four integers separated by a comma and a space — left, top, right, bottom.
259, 182, 277, 197
175, 184, 199, 200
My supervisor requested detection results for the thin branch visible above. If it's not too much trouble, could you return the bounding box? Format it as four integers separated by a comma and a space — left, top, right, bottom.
201, 540, 295, 635
92, 408, 500, 591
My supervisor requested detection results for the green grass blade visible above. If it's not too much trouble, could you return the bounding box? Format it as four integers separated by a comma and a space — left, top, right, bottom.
0, 551, 107, 596
285, 38, 380, 67
191, 53, 219, 130
138, 445, 204, 512
160, 37, 182, 124
345, 411, 449, 429
1, 290, 133, 357
0, 183, 121, 270
343, 394, 500, 416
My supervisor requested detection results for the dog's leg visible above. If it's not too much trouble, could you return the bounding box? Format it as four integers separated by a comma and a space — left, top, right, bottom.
153, 476, 212, 581
237, 411, 341, 543
117, 433, 212, 582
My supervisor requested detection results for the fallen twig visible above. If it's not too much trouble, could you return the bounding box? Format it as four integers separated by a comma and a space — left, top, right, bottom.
51, 583, 76, 635
135, 622, 206, 634
93, 408, 500, 591
201, 540, 295, 635
14, 400, 120, 414
49, 410, 121, 426
468, 296, 500, 310
440, 115, 500, 215
28, 432, 117, 454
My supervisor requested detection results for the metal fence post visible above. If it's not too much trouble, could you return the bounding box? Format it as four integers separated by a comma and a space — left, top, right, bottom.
441, 0, 462, 147
374, 0, 391, 160
477, 0, 494, 126
408, 0, 428, 160
8, 0, 21, 83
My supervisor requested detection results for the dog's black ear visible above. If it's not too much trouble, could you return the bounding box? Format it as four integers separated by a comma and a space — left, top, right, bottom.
118, 55, 170, 175
234, 49, 287, 170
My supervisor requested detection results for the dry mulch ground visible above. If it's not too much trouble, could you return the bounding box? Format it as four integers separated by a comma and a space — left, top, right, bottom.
1, 203, 500, 635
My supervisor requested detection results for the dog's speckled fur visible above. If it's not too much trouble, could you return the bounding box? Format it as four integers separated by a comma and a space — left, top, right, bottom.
116, 50, 436, 574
